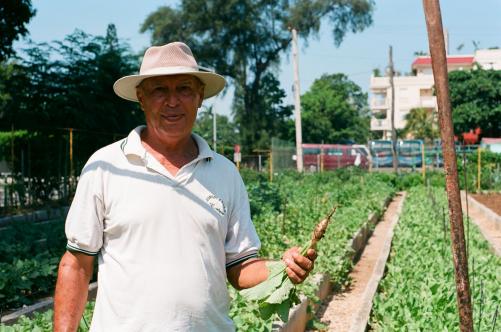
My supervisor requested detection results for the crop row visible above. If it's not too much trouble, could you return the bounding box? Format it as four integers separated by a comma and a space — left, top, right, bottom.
0, 220, 67, 311
1, 169, 395, 331
370, 186, 501, 331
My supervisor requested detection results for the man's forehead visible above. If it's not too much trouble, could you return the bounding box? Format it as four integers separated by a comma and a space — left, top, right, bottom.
141, 75, 201, 86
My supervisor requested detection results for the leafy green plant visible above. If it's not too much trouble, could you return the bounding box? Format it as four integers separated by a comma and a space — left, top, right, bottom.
370, 186, 501, 331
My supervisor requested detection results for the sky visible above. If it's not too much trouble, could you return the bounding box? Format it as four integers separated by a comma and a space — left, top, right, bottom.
14, 0, 501, 118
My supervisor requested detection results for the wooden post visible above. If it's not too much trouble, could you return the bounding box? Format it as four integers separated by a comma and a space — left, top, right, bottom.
422, 1, 473, 331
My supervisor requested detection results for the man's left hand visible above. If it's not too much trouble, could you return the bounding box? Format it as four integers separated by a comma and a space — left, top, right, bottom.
282, 247, 317, 284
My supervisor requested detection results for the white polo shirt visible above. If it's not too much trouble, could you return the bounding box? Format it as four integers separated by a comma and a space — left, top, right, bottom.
65, 126, 261, 332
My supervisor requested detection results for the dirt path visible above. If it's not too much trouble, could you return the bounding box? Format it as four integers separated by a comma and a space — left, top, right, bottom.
462, 192, 501, 257
313, 192, 406, 332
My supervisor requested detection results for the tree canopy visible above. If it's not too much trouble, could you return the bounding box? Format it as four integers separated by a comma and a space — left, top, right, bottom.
141, 0, 374, 150
0, 25, 143, 176
300, 73, 370, 144
449, 68, 501, 137
402, 107, 439, 143
0, 0, 36, 60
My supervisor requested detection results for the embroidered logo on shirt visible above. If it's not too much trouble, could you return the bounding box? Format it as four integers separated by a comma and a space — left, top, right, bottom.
206, 194, 226, 216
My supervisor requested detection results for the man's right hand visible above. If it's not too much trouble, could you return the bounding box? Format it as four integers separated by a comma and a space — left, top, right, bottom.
54, 251, 94, 332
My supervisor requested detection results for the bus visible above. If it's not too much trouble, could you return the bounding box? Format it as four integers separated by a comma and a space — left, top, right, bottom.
397, 139, 424, 167
369, 140, 393, 167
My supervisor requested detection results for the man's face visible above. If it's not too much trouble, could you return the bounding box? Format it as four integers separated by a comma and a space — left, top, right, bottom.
137, 74, 204, 144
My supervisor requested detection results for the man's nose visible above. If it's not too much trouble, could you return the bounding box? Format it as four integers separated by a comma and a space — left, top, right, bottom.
164, 91, 180, 107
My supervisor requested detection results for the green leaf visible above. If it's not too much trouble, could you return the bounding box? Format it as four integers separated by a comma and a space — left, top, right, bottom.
276, 299, 291, 322
240, 261, 286, 301
265, 278, 294, 304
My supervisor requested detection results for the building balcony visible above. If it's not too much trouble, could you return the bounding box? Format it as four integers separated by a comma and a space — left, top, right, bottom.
419, 96, 436, 108
370, 98, 388, 109
370, 118, 391, 131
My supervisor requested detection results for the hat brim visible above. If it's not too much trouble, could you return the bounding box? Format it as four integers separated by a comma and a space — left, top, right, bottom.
113, 69, 226, 102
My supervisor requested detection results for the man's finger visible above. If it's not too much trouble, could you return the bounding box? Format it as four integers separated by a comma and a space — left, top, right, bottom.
306, 249, 317, 261
292, 253, 314, 272
285, 257, 309, 279
285, 266, 303, 284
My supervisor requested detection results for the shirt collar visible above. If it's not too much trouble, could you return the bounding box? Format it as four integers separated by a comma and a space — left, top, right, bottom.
121, 125, 214, 161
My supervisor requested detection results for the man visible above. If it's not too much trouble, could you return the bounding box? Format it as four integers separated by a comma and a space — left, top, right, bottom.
54, 42, 316, 332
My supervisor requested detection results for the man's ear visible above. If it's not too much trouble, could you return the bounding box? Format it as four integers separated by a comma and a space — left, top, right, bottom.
136, 88, 145, 111
197, 86, 205, 108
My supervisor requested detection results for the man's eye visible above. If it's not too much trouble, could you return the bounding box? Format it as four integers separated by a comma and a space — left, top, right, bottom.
178, 86, 193, 95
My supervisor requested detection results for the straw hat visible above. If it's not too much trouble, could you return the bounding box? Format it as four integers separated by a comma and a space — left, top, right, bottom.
113, 42, 226, 101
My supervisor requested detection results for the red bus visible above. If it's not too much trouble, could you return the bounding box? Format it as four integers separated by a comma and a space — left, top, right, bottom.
302, 144, 369, 171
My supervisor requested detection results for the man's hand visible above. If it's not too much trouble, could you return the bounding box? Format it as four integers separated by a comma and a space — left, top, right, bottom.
282, 247, 317, 284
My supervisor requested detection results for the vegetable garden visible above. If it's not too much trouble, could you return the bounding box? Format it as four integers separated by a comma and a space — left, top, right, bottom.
1, 168, 500, 331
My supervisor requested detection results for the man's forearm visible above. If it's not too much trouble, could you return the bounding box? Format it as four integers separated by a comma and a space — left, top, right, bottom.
227, 258, 270, 290
54, 252, 94, 332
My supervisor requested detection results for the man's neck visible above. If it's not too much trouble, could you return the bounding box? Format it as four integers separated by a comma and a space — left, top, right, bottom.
140, 128, 199, 175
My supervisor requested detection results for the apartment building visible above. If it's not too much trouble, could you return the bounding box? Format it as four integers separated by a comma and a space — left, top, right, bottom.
369, 49, 501, 139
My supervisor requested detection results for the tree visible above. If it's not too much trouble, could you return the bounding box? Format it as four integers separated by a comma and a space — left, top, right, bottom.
402, 107, 439, 143
300, 73, 370, 144
140, 0, 374, 150
193, 106, 238, 155
449, 68, 501, 137
0, 25, 144, 176
0, 0, 36, 60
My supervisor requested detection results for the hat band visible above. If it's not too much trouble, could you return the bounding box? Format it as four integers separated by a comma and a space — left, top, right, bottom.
140, 66, 201, 76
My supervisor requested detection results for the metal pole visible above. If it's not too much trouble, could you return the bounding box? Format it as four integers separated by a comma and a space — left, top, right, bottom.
422, 1, 473, 331
291, 27, 303, 172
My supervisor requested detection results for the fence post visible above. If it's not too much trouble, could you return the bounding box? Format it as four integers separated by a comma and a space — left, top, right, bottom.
422, 143, 426, 181
269, 151, 273, 182
477, 147, 481, 192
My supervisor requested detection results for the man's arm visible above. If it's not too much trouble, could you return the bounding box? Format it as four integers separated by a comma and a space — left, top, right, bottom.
227, 248, 317, 290
54, 251, 95, 332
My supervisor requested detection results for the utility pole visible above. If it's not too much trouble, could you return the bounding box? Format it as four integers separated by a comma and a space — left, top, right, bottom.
291, 27, 303, 172
423, 1, 473, 331
389, 45, 398, 173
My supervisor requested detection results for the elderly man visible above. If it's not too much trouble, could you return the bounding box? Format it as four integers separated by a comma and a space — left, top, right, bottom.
54, 42, 316, 332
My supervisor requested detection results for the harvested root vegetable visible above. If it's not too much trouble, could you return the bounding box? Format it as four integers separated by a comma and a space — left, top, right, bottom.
240, 206, 337, 322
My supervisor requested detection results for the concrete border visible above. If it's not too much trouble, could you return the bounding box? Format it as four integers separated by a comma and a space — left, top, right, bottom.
275, 194, 394, 332
0, 282, 97, 325
0, 207, 69, 226
462, 191, 501, 256
463, 192, 501, 226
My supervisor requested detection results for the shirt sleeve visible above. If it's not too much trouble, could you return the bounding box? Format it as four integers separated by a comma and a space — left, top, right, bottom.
225, 171, 261, 268
65, 157, 105, 256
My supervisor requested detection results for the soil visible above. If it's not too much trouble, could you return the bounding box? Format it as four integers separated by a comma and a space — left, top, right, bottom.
471, 193, 501, 216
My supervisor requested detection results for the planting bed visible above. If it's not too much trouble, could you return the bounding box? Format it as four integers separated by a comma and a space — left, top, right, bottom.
369, 187, 501, 331
1, 170, 396, 331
